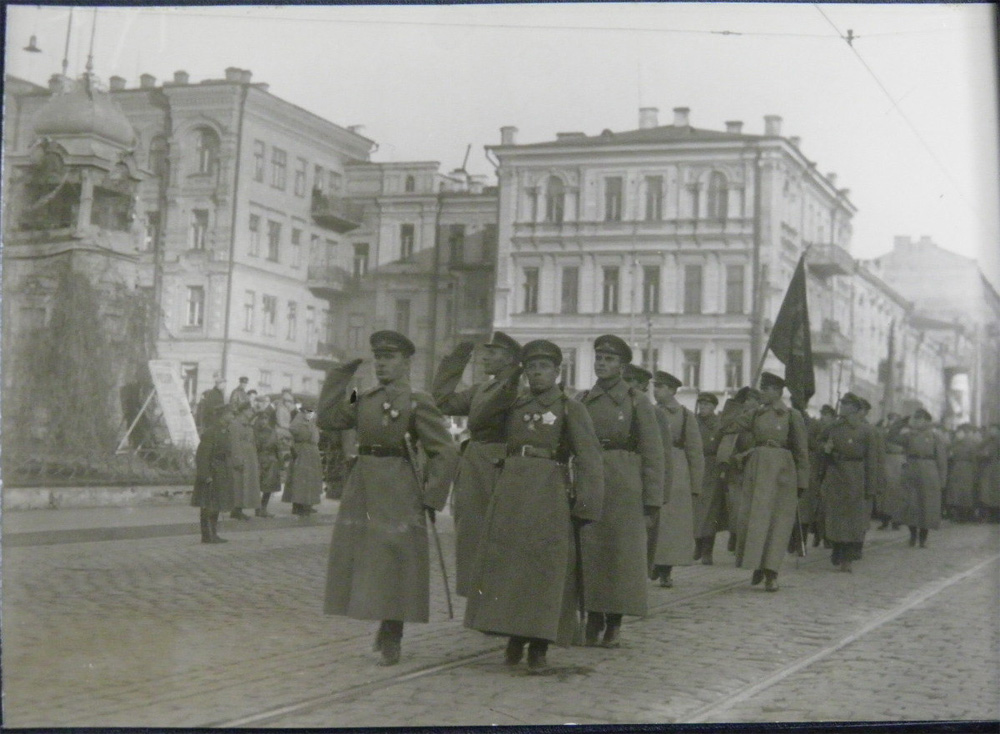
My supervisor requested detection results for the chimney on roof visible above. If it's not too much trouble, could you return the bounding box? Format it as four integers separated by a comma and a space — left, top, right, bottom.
789, 136, 801, 148
173, 70, 189, 85
764, 115, 783, 136
500, 126, 518, 145
48, 74, 72, 93
239, 70, 253, 84
827, 172, 838, 187
139, 73, 156, 89
109, 76, 126, 91
639, 107, 659, 129
673, 107, 690, 127
725, 120, 743, 134
225, 67, 242, 82
348, 125, 365, 135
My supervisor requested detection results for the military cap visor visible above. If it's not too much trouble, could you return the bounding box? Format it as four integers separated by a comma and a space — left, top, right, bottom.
653, 371, 682, 389
913, 408, 933, 421
484, 331, 521, 354
840, 392, 864, 408
760, 372, 786, 390
594, 334, 632, 363
369, 330, 416, 357
520, 339, 563, 366
696, 392, 719, 406
820, 404, 836, 416
857, 397, 872, 411
623, 364, 653, 384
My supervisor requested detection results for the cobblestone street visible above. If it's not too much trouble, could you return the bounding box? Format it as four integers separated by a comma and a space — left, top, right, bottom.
2, 500, 997, 728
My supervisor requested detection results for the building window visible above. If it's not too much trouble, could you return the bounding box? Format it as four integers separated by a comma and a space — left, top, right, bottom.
400, 224, 415, 261
643, 265, 660, 314
291, 228, 302, 268
314, 164, 325, 193
283, 373, 294, 392
545, 176, 565, 224
190, 209, 208, 250
561, 266, 579, 314
181, 362, 199, 406
323, 309, 335, 344
348, 312, 363, 350
328, 170, 342, 194
294, 157, 307, 197
143, 211, 160, 251
395, 299, 411, 335
725, 349, 744, 390
243, 290, 255, 332
258, 370, 272, 390
286, 301, 297, 341
725, 265, 745, 314
560, 347, 577, 389
405, 175, 416, 193
602, 266, 620, 313
253, 140, 265, 182
194, 128, 218, 175
641, 348, 659, 372
353, 243, 369, 278
707, 171, 728, 220
689, 186, 701, 219
262, 295, 277, 337
186, 286, 204, 327
324, 239, 337, 271
604, 177, 623, 222
248, 214, 261, 256
448, 224, 465, 264
645, 176, 663, 221
482, 224, 498, 263
270, 147, 287, 190
523, 267, 539, 313
684, 264, 703, 314
301, 376, 313, 395
683, 349, 702, 389
305, 306, 316, 349
266, 220, 281, 262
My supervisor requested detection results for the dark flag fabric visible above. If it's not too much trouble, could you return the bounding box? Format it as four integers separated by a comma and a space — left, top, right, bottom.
767, 255, 815, 410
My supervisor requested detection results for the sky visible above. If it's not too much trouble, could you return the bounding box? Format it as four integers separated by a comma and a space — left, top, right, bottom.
6, 3, 999, 287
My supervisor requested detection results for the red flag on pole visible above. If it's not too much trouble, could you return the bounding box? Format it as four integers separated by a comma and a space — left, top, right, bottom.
766, 255, 815, 410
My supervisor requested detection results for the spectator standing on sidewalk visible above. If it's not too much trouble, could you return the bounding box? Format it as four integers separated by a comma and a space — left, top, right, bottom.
465, 340, 604, 671
694, 392, 726, 566
649, 370, 701, 588
228, 401, 261, 521
721, 371, 809, 592
977, 424, 1000, 522
946, 424, 981, 523
888, 409, 948, 548
252, 395, 281, 518
432, 331, 522, 598
577, 336, 663, 647
282, 399, 323, 516
318, 331, 458, 667
274, 387, 296, 471
192, 404, 236, 543
818, 393, 880, 572
195, 375, 226, 436
229, 376, 251, 409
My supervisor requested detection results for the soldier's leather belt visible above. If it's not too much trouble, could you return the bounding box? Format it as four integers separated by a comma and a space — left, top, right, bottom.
755, 440, 786, 449
357, 445, 407, 458
506, 445, 565, 463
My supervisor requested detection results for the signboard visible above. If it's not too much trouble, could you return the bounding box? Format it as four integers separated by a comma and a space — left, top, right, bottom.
148, 360, 200, 449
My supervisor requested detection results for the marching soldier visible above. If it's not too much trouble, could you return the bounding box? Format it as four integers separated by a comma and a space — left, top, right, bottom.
802, 404, 836, 545
465, 340, 604, 671
977, 424, 1000, 522
721, 372, 809, 592
317, 331, 459, 666
649, 371, 702, 588
694, 393, 726, 566
717, 387, 761, 554
432, 331, 522, 597
577, 336, 664, 647
819, 393, 881, 572
888, 408, 948, 548
945, 423, 980, 523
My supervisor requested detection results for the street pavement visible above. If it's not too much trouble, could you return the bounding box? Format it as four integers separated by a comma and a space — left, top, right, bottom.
2, 496, 997, 728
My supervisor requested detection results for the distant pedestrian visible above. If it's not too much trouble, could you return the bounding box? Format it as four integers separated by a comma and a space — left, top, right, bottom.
195, 376, 226, 435
649, 371, 701, 588
880, 413, 908, 529
229, 376, 251, 408
432, 331, 522, 597
282, 399, 323, 516
252, 396, 281, 518
274, 387, 296, 467
976, 424, 999, 522
888, 409, 948, 548
694, 392, 726, 565
318, 331, 459, 666
577, 336, 663, 648
191, 404, 236, 543
465, 340, 604, 671
721, 372, 809, 592
228, 401, 261, 521
945, 424, 980, 522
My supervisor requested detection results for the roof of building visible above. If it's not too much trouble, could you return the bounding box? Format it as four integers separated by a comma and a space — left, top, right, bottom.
32, 76, 136, 148
504, 124, 769, 150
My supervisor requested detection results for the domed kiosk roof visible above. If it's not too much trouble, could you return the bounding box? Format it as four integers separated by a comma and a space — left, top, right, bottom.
33, 78, 135, 148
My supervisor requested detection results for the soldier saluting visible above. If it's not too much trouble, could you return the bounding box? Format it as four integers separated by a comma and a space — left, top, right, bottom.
465, 340, 604, 671
432, 331, 522, 597
577, 335, 664, 647
317, 331, 459, 666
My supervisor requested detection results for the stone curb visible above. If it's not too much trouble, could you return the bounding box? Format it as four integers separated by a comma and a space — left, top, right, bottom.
2, 484, 194, 511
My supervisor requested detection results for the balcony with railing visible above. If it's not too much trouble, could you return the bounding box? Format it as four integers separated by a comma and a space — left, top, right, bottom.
811, 318, 852, 360
306, 264, 353, 300
310, 189, 364, 233
806, 243, 854, 278
305, 340, 344, 371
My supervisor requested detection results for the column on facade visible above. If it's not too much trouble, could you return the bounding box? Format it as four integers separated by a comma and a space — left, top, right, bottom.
580, 251, 596, 314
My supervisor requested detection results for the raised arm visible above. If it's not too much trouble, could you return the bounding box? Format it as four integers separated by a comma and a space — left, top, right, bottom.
431, 341, 476, 415
316, 359, 363, 432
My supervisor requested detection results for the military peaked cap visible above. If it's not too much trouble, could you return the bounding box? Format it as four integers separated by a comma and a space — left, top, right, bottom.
696, 392, 719, 406
653, 371, 682, 390
857, 397, 872, 412
520, 339, 563, 367
238, 376, 249, 383
623, 364, 652, 385
370, 330, 416, 357
840, 392, 864, 409
820, 404, 836, 416
484, 330, 521, 354
594, 334, 632, 363
759, 371, 786, 390
733, 386, 761, 404
913, 408, 933, 421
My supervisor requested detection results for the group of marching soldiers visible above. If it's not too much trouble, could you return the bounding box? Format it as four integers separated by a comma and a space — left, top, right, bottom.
312, 329, 999, 671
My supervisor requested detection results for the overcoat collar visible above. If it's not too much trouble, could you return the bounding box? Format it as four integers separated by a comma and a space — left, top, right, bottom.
585, 377, 628, 405
514, 384, 563, 409
363, 379, 410, 399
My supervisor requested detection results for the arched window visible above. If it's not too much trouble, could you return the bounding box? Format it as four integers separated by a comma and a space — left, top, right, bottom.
707, 171, 728, 220
404, 175, 416, 193
148, 135, 168, 178
193, 127, 219, 176
545, 176, 565, 224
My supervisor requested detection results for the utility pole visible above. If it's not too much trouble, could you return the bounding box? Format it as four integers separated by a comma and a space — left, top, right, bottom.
426, 190, 444, 391
749, 146, 765, 375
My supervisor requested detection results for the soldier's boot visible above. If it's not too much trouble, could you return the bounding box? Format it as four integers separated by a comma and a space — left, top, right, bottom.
372, 623, 386, 652
877, 514, 891, 530
812, 525, 823, 547
693, 538, 703, 561
763, 570, 779, 592
727, 533, 737, 553
377, 621, 403, 666
199, 510, 212, 544
751, 569, 764, 586
658, 566, 673, 588
230, 508, 249, 521
526, 639, 549, 672
584, 613, 604, 647
831, 543, 842, 567
841, 560, 853, 573
209, 513, 228, 544
255, 493, 273, 518
908, 526, 918, 547
602, 615, 623, 648
918, 528, 928, 548
504, 636, 528, 665
701, 535, 715, 565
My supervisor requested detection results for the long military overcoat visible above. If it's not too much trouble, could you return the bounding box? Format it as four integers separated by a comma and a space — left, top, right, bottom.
578, 379, 664, 616
819, 418, 880, 543
799, 417, 830, 528
695, 412, 726, 538
652, 397, 702, 566
433, 354, 521, 597
717, 398, 751, 535
978, 435, 999, 509
945, 436, 980, 511
465, 385, 604, 645
191, 416, 236, 512
282, 414, 323, 506
318, 366, 458, 623
230, 414, 261, 510
253, 409, 283, 495
723, 401, 809, 573
892, 427, 947, 529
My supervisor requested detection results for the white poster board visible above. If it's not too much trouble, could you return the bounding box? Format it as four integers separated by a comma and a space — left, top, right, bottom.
148, 359, 200, 450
